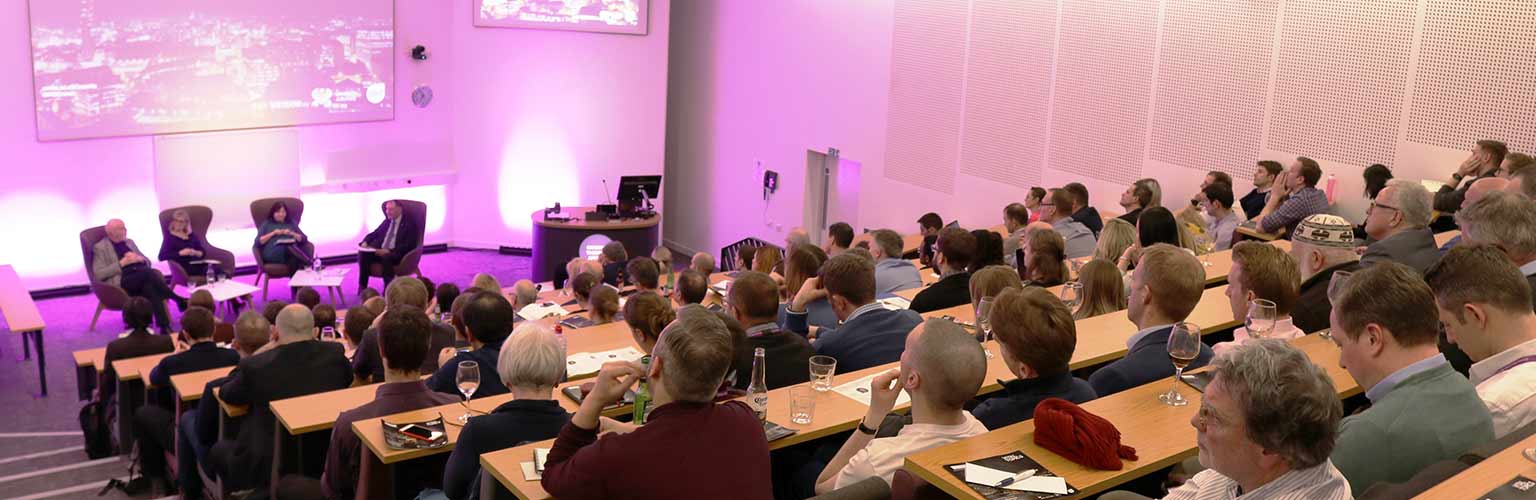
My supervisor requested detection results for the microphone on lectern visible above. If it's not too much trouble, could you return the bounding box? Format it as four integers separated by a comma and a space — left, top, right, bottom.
603, 179, 613, 204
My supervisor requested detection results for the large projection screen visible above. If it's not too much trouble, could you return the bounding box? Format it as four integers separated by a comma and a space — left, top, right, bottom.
29, 0, 394, 142
476, 0, 647, 35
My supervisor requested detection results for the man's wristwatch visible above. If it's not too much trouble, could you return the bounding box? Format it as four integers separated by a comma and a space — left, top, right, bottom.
857, 418, 879, 435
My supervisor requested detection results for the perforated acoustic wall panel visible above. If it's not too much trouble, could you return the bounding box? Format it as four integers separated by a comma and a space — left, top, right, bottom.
956, 0, 1057, 188
1408, 0, 1536, 153
1149, 0, 1280, 181
1266, 0, 1417, 167
1046, 0, 1162, 186
881, 0, 969, 195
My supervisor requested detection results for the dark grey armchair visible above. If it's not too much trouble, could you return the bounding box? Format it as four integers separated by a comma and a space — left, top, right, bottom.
364, 199, 427, 284
157, 205, 237, 288
249, 197, 315, 302
80, 226, 130, 331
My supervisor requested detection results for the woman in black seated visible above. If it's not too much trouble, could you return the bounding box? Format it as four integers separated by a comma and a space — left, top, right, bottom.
160, 209, 223, 281
256, 201, 310, 270
968, 229, 1006, 273
441, 324, 570, 500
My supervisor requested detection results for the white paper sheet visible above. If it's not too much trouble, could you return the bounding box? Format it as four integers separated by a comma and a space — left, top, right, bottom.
519, 302, 569, 321
565, 347, 646, 376
962, 464, 1071, 494
519, 461, 541, 481
877, 297, 911, 311
831, 373, 911, 408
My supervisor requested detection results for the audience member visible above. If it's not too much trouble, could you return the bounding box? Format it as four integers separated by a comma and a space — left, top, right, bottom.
1360, 180, 1439, 273
969, 265, 1023, 314
1434, 140, 1507, 214
1213, 242, 1303, 355
440, 324, 571, 500
736, 246, 760, 272
1256, 157, 1329, 238
312, 303, 337, 338
1508, 164, 1536, 199
341, 305, 376, 359
1002, 203, 1031, 267
353, 277, 458, 382
787, 254, 923, 372
1240, 161, 1283, 221
1021, 229, 1068, 287
130, 306, 238, 493
588, 285, 621, 325
1156, 340, 1349, 499
870, 229, 923, 294
359, 287, 382, 303
1042, 189, 1097, 259
599, 241, 629, 286
570, 272, 601, 311
625, 256, 661, 292
1064, 182, 1104, 237
778, 245, 837, 329
652, 246, 675, 292
974, 288, 1095, 430
969, 229, 1005, 273
98, 297, 174, 405
434, 282, 461, 318
691, 252, 716, 275
1441, 176, 1513, 252
728, 271, 814, 390
428, 291, 516, 399
1501, 152, 1534, 178
1456, 191, 1536, 309
1289, 214, 1361, 334
262, 299, 286, 325
1201, 182, 1240, 250
813, 319, 987, 493
1094, 218, 1137, 264
624, 291, 675, 353
510, 279, 539, 311
674, 269, 709, 306
910, 227, 977, 313
917, 212, 945, 267
188, 289, 216, 315
1426, 244, 1536, 438
207, 305, 351, 493
295, 286, 321, 309
471, 273, 504, 297
753, 247, 782, 276
1328, 262, 1493, 492
1074, 259, 1126, 319
1117, 206, 1181, 272
1362, 163, 1394, 201
94, 219, 185, 332
1089, 244, 1213, 396
174, 311, 271, 498
1025, 187, 1046, 223
1142, 178, 1164, 208
542, 306, 772, 499
826, 222, 854, 257
785, 227, 811, 251
1118, 179, 1156, 224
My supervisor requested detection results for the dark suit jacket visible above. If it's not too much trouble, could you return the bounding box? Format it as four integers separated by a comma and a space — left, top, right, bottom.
217, 340, 352, 485
909, 271, 972, 314
1434, 171, 1496, 213
1071, 207, 1104, 238
602, 261, 627, 287
1088, 326, 1214, 397
100, 330, 174, 403
787, 306, 922, 372
1293, 261, 1362, 335
1361, 227, 1441, 274
731, 325, 816, 391
147, 342, 239, 410
353, 322, 459, 382
362, 216, 420, 254
1118, 208, 1144, 225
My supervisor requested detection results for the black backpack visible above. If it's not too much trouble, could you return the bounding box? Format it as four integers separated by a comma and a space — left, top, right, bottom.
78, 399, 114, 459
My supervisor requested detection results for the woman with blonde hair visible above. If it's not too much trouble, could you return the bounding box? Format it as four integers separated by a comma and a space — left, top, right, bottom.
1022, 229, 1068, 287
969, 265, 1023, 312
1093, 218, 1136, 264
1073, 259, 1126, 319
752, 246, 783, 276
472, 273, 504, 297
160, 208, 221, 282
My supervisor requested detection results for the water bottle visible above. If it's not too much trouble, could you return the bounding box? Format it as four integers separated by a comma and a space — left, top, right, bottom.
633, 355, 652, 424
748, 348, 768, 422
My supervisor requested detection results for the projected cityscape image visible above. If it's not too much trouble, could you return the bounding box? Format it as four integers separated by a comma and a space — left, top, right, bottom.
477, 0, 646, 34
29, 0, 394, 141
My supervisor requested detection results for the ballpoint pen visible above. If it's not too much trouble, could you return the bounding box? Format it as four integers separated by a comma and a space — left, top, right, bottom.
994, 468, 1037, 488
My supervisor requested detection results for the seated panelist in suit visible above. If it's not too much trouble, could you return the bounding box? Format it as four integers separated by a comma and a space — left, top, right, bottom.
358, 200, 420, 289
256, 201, 310, 270
95, 218, 186, 332
160, 208, 222, 280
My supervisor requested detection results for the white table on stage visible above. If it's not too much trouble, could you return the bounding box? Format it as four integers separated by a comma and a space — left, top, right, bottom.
290, 268, 350, 306
187, 279, 260, 316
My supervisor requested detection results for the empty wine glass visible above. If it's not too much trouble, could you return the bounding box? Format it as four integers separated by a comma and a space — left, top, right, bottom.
1161, 322, 1202, 407
1327, 271, 1354, 306
455, 361, 480, 424
1196, 233, 1215, 267
1246, 299, 1278, 340
976, 297, 995, 359
1059, 282, 1083, 311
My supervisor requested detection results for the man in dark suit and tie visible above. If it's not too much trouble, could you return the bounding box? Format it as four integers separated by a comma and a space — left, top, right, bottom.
358, 200, 419, 290
206, 304, 352, 494
1089, 244, 1214, 397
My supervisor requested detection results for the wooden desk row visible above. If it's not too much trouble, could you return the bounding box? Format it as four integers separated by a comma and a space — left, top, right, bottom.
905, 334, 1359, 500
475, 285, 1242, 500
1417, 431, 1536, 499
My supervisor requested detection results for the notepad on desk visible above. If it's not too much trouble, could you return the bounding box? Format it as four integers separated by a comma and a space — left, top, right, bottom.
832, 373, 911, 408
518, 302, 568, 321
945, 450, 1075, 499
520, 447, 551, 480
877, 296, 911, 311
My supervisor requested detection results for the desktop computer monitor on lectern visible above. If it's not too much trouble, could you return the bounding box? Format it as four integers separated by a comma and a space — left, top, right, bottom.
617, 175, 661, 217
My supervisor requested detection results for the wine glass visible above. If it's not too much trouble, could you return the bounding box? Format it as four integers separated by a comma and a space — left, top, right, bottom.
976, 297, 995, 359
1327, 271, 1354, 306
1161, 322, 1202, 407
1196, 233, 1215, 267
455, 361, 480, 424
1059, 282, 1083, 311
1246, 299, 1277, 340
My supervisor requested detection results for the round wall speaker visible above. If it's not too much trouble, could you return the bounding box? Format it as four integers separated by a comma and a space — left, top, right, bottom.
411, 85, 434, 108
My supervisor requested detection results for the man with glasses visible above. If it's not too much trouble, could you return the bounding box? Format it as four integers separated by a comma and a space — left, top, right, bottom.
1360, 180, 1440, 274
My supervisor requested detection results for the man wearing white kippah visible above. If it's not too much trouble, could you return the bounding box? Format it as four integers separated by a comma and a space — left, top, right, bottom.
1288, 214, 1361, 334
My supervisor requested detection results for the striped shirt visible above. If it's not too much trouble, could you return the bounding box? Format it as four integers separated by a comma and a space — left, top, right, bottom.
1163, 460, 1352, 500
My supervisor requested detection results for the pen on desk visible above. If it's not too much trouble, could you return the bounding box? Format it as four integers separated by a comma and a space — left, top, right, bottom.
994, 468, 1037, 488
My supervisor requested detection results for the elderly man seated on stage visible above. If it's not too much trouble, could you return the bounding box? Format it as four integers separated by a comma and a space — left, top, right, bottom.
94, 218, 187, 332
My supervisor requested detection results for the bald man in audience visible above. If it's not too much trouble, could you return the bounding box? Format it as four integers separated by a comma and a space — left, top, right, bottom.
1457, 192, 1536, 310
542, 306, 772, 499
1288, 214, 1362, 334
1441, 176, 1511, 252
813, 318, 987, 494
511, 279, 539, 311
1090, 244, 1213, 396
1509, 166, 1536, 199
1426, 245, 1536, 438
1360, 180, 1440, 273
786, 227, 811, 250
1328, 262, 1492, 492
207, 305, 351, 493
674, 269, 709, 305
691, 252, 716, 274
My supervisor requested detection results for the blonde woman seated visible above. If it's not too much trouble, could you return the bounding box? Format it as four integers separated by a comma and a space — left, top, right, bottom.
623, 292, 676, 353
471, 273, 504, 298
1021, 229, 1069, 288
1093, 218, 1137, 264
1073, 259, 1126, 320
969, 265, 1023, 313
